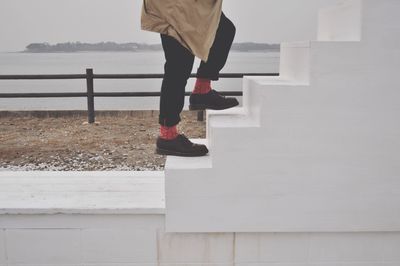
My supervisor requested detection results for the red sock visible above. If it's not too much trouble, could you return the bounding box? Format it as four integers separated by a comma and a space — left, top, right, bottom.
159, 124, 178, 140
192, 78, 211, 94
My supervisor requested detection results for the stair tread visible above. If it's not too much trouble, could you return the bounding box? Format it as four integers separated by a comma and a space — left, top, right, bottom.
209, 113, 259, 128
207, 107, 246, 117
246, 76, 309, 86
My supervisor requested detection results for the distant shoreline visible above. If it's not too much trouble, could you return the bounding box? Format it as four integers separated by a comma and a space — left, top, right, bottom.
20, 41, 280, 54
14, 50, 280, 54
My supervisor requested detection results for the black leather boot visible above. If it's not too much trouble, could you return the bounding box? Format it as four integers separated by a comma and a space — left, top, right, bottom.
189, 89, 239, 110
156, 134, 209, 157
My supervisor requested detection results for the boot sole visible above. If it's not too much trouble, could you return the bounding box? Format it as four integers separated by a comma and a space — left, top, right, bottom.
156, 148, 208, 157
189, 101, 239, 111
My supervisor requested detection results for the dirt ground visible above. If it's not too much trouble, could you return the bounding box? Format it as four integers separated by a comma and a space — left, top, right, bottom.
0, 111, 206, 171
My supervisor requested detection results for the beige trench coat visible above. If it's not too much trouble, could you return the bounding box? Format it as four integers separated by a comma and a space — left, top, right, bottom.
141, 0, 223, 62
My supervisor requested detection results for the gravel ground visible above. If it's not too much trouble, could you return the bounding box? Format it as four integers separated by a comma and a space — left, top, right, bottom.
0, 111, 206, 171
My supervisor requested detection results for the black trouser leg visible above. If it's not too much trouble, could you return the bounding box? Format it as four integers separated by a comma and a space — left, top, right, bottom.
196, 12, 236, 81
159, 34, 195, 127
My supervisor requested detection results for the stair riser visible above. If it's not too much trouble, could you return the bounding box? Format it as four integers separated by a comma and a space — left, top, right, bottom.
318, 0, 362, 41
279, 42, 311, 83
361, 0, 400, 47
166, 162, 400, 232
310, 42, 400, 81
207, 126, 260, 168
318, 0, 400, 45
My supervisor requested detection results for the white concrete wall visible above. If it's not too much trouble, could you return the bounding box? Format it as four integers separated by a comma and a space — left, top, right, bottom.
0, 214, 163, 266
165, 0, 400, 233
1, 216, 400, 266
235, 232, 400, 265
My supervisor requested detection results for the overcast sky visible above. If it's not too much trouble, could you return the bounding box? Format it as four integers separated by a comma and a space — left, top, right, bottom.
0, 0, 337, 52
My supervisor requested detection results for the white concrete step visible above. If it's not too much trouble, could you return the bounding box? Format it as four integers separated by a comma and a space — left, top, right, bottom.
318, 0, 400, 46
242, 76, 310, 122
243, 75, 310, 127
245, 76, 308, 86
206, 107, 258, 130
279, 41, 311, 83
206, 107, 250, 133
205, 109, 260, 166
208, 112, 258, 129
258, 39, 388, 89
360, 0, 400, 47
318, 0, 362, 41
207, 108, 254, 143
0, 171, 165, 214
206, 106, 247, 117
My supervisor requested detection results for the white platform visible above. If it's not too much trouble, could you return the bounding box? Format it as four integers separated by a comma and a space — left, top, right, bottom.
3, 172, 398, 265
0, 171, 165, 215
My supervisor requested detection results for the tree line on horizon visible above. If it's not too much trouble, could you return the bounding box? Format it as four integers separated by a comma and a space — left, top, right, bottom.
24, 41, 280, 53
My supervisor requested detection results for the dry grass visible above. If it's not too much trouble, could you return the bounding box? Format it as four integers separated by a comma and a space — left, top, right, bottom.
0, 111, 206, 171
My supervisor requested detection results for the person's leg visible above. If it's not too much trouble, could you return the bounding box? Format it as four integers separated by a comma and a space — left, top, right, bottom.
196, 12, 236, 82
159, 33, 194, 129
156, 33, 209, 157
189, 12, 238, 110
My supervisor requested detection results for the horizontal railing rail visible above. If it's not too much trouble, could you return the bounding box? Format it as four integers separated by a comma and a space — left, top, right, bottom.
0, 91, 245, 98
0, 68, 279, 123
0, 73, 276, 80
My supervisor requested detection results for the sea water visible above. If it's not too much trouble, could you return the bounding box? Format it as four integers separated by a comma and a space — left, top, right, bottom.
0, 51, 279, 111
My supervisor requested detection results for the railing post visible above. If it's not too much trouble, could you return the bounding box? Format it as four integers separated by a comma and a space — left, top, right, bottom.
86, 68, 95, 124
197, 110, 204, 122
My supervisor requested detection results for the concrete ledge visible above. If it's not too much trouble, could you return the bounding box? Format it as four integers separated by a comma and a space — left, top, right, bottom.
0, 171, 165, 215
